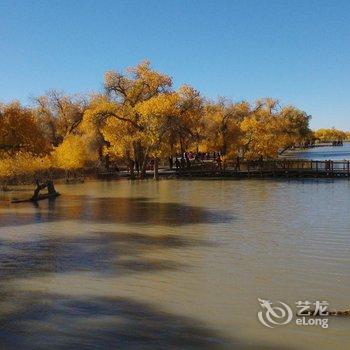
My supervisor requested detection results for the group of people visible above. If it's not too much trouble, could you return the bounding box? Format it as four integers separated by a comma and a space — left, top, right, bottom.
168, 151, 224, 171
324, 159, 334, 171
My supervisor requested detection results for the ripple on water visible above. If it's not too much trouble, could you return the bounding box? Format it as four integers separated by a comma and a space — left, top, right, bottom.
0, 178, 350, 349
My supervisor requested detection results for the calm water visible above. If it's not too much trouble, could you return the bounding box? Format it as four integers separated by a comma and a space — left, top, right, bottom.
1, 175, 350, 348
282, 142, 350, 160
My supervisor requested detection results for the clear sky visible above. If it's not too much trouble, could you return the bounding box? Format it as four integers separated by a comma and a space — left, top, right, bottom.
0, 0, 349, 129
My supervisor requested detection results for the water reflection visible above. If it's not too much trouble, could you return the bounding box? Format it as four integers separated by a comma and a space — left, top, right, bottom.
0, 223, 292, 350
1, 179, 349, 349
0, 231, 214, 280
0, 290, 299, 350
0, 196, 233, 228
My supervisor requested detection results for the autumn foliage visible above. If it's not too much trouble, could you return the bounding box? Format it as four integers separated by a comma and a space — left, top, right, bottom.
314, 128, 348, 142
1, 60, 344, 183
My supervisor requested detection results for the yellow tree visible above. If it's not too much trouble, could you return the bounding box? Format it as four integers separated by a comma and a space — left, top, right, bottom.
83, 61, 172, 176
314, 128, 347, 142
53, 134, 95, 171
202, 99, 252, 157
136, 93, 182, 178
0, 101, 49, 157
135, 86, 206, 178
240, 99, 285, 159
0, 152, 51, 186
277, 106, 312, 153
241, 99, 311, 159
174, 85, 205, 153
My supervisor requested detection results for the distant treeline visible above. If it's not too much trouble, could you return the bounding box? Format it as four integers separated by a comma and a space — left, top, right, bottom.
0, 61, 349, 181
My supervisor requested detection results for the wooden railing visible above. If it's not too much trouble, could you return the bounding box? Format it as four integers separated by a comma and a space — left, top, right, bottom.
175, 159, 350, 177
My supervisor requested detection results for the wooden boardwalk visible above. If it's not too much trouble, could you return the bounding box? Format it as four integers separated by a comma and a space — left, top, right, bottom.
175, 159, 350, 178
96, 159, 350, 179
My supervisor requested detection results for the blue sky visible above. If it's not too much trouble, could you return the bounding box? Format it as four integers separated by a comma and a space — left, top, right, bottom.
0, 0, 349, 129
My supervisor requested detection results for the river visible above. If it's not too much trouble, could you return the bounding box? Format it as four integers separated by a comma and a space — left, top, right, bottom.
0, 150, 350, 349
282, 142, 350, 160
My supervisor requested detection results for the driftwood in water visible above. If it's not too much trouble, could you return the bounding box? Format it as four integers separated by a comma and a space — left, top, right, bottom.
31, 179, 60, 201
299, 308, 350, 317
328, 309, 350, 316
11, 180, 60, 203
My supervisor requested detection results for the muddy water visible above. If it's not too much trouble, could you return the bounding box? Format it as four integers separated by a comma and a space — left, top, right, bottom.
0, 178, 349, 349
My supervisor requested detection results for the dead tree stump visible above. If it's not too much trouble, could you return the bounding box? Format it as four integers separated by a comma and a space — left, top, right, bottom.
31, 180, 60, 202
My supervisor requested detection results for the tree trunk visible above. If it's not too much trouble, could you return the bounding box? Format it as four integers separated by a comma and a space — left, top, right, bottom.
128, 158, 135, 178
153, 157, 159, 180
278, 145, 292, 155
31, 180, 59, 202
139, 146, 150, 179
179, 137, 184, 155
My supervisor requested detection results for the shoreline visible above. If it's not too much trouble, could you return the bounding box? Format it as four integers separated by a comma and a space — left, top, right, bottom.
2, 158, 350, 191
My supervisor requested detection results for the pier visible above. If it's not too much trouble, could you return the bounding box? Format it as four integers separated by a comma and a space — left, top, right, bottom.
97, 159, 350, 179
175, 159, 350, 178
